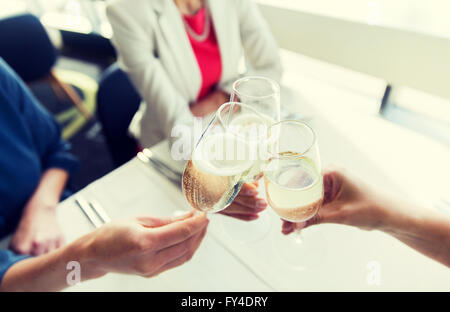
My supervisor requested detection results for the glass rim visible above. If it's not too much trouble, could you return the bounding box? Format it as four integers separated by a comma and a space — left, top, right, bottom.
216, 102, 273, 142
268, 119, 317, 159
232, 76, 280, 100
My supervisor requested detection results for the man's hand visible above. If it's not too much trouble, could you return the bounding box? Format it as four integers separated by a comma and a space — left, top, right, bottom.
81, 210, 209, 279
10, 199, 64, 256
221, 182, 267, 221
282, 167, 388, 234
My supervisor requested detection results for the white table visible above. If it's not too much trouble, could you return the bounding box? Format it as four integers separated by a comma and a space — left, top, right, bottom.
55, 102, 450, 291
56, 159, 273, 292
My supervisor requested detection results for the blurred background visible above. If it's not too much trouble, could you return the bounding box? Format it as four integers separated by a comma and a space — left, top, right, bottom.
0, 0, 448, 199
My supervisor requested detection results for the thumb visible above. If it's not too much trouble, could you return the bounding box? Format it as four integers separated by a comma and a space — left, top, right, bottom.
137, 210, 195, 228
282, 220, 306, 235
282, 211, 324, 235
303, 170, 343, 227
322, 168, 343, 205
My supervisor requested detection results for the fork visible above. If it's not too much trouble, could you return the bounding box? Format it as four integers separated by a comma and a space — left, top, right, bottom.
137, 148, 182, 188
75, 196, 111, 228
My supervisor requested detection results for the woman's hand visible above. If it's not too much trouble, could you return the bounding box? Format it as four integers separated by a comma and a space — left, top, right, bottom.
221, 182, 267, 221
1, 211, 209, 291
80, 211, 209, 279
190, 90, 229, 117
10, 200, 64, 256
282, 167, 388, 234
10, 168, 68, 256
281, 167, 450, 267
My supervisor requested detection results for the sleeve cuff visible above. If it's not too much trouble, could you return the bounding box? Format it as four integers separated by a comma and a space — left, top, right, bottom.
0, 250, 31, 286
43, 152, 80, 175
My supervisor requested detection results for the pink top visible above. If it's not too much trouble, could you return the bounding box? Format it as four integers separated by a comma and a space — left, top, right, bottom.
183, 7, 222, 100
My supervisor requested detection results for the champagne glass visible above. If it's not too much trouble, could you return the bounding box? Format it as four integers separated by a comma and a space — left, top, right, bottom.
218, 76, 280, 242
230, 76, 280, 124
182, 102, 260, 213
264, 120, 324, 269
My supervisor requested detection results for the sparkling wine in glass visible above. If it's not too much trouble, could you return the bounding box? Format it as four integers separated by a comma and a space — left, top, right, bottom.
264, 154, 323, 223
264, 120, 324, 269
217, 77, 281, 242
182, 102, 259, 213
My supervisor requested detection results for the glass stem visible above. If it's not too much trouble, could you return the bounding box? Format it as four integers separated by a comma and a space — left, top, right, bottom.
292, 227, 304, 244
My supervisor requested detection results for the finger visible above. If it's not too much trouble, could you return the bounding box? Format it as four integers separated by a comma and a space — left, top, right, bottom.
305, 212, 324, 227
282, 220, 307, 235
308, 202, 348, 226
150, 226, 208, 277
31, 241, 47, 256
322, 169, 343, 205
10, 242, 32, 255
147, 212, 208, 250
56, 236, 66, 249
152, 226, 207, 271
282, 208, 328, 234
301, 205, 339, 228
239, 183, 258, 196
220, 212, 259, 221
282, 221, 296, 235
234, 196, 267, 210
148, 252, 189, 278
224, 202, 265, 215
49, 236, 64, 252
46, 240, 58, 254
137, 210, 195, 228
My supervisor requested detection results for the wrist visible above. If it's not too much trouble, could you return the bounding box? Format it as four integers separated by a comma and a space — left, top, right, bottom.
376, 196, 422, 235
35, 192, 60, 208
69, 233, 107, 281
25, 193, 59, 213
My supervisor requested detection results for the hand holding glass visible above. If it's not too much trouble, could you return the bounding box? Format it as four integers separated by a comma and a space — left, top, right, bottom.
182, 102, 268, 213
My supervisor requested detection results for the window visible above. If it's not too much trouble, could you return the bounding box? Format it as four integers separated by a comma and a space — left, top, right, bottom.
0, 0, 111, 37
258, 0, 450, 145
257, 0, 450, 40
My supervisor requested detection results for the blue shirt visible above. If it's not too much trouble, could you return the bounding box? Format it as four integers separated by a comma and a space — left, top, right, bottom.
0, 58, 78, 285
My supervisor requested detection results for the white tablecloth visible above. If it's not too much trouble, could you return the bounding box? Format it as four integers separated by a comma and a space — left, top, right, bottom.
2, 77, 448, 290
56, 111, 450, 291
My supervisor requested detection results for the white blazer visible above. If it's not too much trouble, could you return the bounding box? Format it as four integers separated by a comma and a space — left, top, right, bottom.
106, 0, 283, 148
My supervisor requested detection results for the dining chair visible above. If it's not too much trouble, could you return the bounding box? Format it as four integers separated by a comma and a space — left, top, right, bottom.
0, 13, 91, 120
97, 63, 141, 167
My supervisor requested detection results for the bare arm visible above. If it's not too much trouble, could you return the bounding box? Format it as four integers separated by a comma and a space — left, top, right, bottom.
382, 199, 450, 267
1, 212, 208, 291
26, 168, 68, 207
1, 239, 92, 292
283, 168, 450, 267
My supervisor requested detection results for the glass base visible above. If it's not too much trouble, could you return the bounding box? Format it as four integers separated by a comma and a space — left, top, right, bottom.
218, 179, 273, 244
271, 222, 327, 271
219, 209, 272, 244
